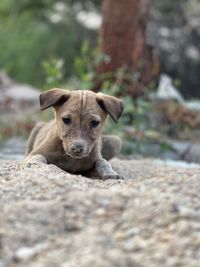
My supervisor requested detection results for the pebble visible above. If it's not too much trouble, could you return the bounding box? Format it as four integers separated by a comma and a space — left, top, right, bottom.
14, 243, 48, 262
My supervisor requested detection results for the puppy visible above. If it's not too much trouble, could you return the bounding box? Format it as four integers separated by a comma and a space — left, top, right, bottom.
24, 89, 124, 179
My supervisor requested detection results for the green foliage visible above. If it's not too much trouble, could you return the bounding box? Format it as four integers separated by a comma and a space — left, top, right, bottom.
0, 15, 49, 86
74, 41, 95, 89
0, 0, 99, 20
160, 141, 173, 152
0, 0, 96, 87
42, 58, 64, 89
74, 41, 113, 90
173, 78, 181, 89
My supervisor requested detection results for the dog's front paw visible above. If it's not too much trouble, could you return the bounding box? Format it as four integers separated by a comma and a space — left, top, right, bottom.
102, 172, 124, 180
24, 154, 47, 167
26, 161, 41, 167
96, 159, 124, 180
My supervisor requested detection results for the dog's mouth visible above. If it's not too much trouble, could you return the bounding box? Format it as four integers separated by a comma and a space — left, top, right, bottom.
65, 151, 88, 159
63, 142, 93, 159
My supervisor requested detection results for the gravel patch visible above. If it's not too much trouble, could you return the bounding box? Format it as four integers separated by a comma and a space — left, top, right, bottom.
0, 158, 200, 267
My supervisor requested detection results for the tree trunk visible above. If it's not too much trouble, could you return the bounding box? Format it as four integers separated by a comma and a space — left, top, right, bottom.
95, 0, 156, 98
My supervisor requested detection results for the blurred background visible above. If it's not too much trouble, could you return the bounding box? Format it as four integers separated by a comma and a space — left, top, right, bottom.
1, 0, 200, 164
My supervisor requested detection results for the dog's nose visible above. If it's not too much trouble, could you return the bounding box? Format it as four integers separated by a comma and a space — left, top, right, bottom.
71, 143, 84, 154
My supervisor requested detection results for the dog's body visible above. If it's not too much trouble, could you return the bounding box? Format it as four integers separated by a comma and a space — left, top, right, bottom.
25, 89, 123, 179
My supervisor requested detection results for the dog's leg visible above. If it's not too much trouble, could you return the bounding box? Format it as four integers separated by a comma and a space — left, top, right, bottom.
101, 135, 122, 160
95, 159, 124, 180
25, 122, 45, 156
24, 154, 47, 166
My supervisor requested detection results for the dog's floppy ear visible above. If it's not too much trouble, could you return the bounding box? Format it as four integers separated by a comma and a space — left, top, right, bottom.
40, 88, 71, 110
96, 93, 124, 122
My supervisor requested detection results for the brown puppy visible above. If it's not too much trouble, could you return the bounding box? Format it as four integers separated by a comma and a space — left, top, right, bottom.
24, 89, 124, 179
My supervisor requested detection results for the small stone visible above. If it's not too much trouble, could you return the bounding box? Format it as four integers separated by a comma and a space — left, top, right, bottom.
95, 208, 106, 216
14, 243, 48, 262
14, 247, 37, 262
179, 207, 198, 219
177, 220, 190, 234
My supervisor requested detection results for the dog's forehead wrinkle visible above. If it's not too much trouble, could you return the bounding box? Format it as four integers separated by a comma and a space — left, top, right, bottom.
80, 91, 84, 112
66, 91, 97, 107
82, 90, 88, 110
59, 90, 104, 122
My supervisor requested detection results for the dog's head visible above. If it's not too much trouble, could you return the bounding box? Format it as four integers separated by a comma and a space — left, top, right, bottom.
40, 89, 123, 159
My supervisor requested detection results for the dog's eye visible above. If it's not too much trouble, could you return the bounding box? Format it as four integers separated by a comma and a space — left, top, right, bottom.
90, 120, 100, 128
62, 117, 71, 125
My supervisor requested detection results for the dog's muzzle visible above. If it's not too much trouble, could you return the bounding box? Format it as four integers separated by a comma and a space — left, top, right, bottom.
71, 142, 84, 153
68, 142, 86, 158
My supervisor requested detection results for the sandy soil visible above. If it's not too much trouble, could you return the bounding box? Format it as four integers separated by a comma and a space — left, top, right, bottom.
0, 158, 200, 267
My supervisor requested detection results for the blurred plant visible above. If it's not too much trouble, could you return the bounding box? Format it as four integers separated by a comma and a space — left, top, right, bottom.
173, 78, 181, 89
74, 41, 95, 89
0, 0, 95, 87
100, 67, 153, 135
42, 58, 64, 89
74, 41, 112, 89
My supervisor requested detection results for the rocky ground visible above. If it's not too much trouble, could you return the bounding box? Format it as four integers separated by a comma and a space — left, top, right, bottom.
0, 158, 200, 267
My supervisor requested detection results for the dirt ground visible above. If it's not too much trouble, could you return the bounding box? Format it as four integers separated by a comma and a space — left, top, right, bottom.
0, 158, 200, 267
